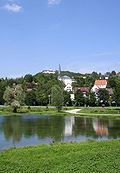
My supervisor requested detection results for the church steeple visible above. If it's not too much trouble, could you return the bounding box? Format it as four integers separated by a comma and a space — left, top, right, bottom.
58, 64, 61, 80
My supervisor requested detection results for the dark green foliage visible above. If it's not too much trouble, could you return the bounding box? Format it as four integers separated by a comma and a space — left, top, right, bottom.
24, 74, 33, 83
113, 77, 120, 106
84, 92, 96, 107
51, 85, 64, 111
88, 92, 96, 106
36, 92, 48, 106
63, 91, 72, 106
111, 70, 116, 76
98, 89, 110, 105
0, 79, 8, 105
107, 77, 116, 88
0, 140, 120, 172
25, 91, 37, 106
0, 70, 119, 107
75, 89, 84, 106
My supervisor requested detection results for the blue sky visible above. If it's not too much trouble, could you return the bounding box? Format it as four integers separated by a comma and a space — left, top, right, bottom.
0, 0, 120, 78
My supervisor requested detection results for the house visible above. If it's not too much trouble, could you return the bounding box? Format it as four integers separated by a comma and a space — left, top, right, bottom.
73, 87, 90, 97
60, 75, 76, 92
92, 80, 107, 92
42, 69, 55, 74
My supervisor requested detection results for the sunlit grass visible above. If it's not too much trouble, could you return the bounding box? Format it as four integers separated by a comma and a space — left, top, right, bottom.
0, 140, 120, 172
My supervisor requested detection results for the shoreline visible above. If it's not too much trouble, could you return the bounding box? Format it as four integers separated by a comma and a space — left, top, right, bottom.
0, 107, 120, 119
0, 110, 120, 119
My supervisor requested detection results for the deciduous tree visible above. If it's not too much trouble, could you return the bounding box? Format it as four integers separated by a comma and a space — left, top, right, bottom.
51, 85, 64, 111
3, 84, 25, 112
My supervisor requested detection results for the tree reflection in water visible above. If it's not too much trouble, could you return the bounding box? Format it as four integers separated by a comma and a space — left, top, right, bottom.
1, 115, 120, 147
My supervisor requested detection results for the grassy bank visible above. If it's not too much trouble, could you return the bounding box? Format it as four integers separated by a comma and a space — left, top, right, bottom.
75, 107, 120, 119
0, 106, 73, 116
0, 140, 120, 172
1, 106, 120, 119
80, 107, 120, 114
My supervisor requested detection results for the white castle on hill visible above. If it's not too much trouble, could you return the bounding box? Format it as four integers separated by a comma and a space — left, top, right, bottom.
42, 68, 55, 74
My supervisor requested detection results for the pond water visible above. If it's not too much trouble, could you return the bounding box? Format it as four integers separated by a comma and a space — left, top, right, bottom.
0, 115, 120, 151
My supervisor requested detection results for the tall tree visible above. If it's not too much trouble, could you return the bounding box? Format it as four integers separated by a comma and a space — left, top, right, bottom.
113, 76, 120, 106
3, 84, 25, 112
36, 92, 48, 106
89, 92, 96, 106
25, 90, 37, 106
75, 90, 84, 106
63, 91, 72, 106
51, 85, 64, 111
98, 89, 109, 105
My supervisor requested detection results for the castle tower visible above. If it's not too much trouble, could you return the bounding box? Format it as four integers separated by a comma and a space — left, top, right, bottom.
58, 64, 61, 80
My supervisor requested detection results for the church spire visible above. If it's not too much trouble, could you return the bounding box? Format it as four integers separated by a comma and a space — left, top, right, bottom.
58, 64, 61, 80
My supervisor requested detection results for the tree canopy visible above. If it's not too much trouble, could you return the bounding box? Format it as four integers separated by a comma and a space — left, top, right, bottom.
3, 84, 25, 112
51, 85, 64, 111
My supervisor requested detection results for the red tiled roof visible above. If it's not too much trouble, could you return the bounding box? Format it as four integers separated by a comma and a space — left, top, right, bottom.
74, 87, 90, 93
95, 80, 107, 85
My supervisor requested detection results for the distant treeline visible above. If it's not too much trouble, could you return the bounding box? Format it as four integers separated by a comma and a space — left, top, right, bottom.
0, 70, 120, 106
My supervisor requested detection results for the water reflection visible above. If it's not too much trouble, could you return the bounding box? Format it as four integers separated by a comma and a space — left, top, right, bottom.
0, 115, 120, 151
92, 118, 108, 136
64, 116, 75, 136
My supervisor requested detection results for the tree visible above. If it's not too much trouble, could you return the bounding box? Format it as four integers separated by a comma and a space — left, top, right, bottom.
51, 85, 64, 111
24, 74, 33, 83
36, 92, 48, 106
91, 71, 99, 80
25, 90, 36, 106
98, 89, 109, 105
113, 76, 120, 106
111, 70, 116, 76
63, 91, 72, 106
107, 77, 116, 88
89, 92, 96, 106
3, 84, 25, 112
0, 78, 8, 105
75, 90, 84, 106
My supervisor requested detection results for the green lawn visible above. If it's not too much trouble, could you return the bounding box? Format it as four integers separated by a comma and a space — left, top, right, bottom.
1, 106, 120, 118
0, 106, 73, 116
0, 140, 120, 172
80, 107, 120, 114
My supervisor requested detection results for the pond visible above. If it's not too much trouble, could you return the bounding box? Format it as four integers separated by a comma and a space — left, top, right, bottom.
0, 115, 120, 151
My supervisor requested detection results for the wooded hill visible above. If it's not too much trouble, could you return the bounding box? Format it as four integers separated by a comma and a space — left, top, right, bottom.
0, 70, 120, 106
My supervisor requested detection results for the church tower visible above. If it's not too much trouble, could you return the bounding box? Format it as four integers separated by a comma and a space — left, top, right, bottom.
58, 64, 61, 80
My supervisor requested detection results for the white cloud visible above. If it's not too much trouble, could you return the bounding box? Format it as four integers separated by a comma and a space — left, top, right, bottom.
48, 0, 61, 5
4, 3, 22, 12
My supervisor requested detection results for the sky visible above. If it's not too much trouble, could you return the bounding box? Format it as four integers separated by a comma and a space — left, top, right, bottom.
0, 0, 120, 78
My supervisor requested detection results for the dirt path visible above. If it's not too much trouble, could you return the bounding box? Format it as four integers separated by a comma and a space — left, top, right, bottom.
65, 109, 81, 114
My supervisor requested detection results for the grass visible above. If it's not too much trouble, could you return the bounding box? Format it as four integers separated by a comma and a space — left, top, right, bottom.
0, 140, 120, 172
80, 107, 120, 114
0, 106, 73, 116
1, 106, 120, 119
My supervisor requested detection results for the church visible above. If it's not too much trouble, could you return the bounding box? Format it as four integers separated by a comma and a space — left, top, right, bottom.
58, 65, 76, 92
